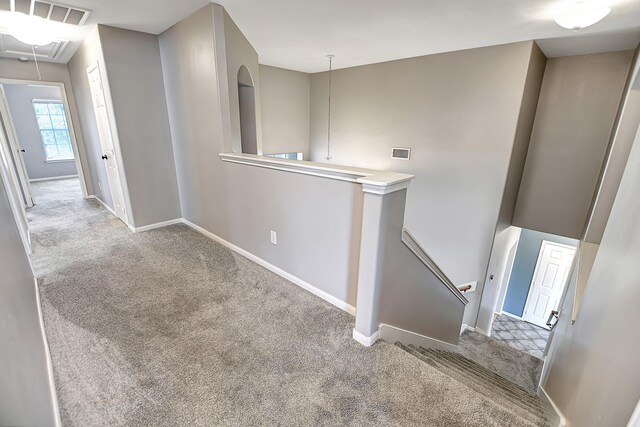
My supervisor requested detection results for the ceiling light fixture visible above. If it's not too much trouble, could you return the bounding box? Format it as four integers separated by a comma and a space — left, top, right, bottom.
553, 0, 611, 30
9, 12, 57, 46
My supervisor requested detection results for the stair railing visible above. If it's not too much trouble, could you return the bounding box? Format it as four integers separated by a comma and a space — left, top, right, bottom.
401, 228, 469, 305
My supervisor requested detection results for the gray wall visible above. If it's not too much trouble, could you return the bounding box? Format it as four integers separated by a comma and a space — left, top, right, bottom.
160, 4, 363, 306
502, 229, 578, 317
476, 44, 547, 332
309, 42, 539, 325
584, 47, 640, 244
160, 4, 221, 227
238, 85, 258, 154
98, 25, 181, 227
4, 84, 78, 180
376, 190, 466, 344
0, 57, 93, 194
0, 172, 56, 425
68, 27, 113, 208
542, 121, 640, 426
68, 26, 182, 227
222, 9, 263, 154
259, 65, 310, 158
477, 225, 521, 331
513, 51, 634, 238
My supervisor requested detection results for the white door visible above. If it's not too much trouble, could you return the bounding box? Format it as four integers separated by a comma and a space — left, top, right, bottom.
0, 114, 31, 254
86, 63, 128, 224
523, 241, 576, 328
0, 85, 34, 207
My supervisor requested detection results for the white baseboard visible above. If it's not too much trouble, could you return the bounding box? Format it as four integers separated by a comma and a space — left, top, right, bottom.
538, 384, 567, 427
99, 215, 357, 317
460, 323, 476, 335
352, 328, 380, 347
379, 323, 459, 352
181, 218, 356, 316
475, 327, 490, 336
87, 195, 117, 217
128, 218, 182, 233
502, 311, 524, 321
34, 278, 62, 427
627, 399, 640, 427
29, 174, 78, 183
539, 354, 551, 386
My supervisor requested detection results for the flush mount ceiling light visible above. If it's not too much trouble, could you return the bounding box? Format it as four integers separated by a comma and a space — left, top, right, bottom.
9, 12, 57, 46
554, 0, 611, 30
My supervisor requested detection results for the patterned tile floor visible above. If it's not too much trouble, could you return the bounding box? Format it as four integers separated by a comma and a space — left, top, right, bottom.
490, 315, 550, 359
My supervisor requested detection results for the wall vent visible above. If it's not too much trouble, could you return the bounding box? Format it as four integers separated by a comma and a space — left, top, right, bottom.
0, 0, 91, 26
392, 147, 411, 160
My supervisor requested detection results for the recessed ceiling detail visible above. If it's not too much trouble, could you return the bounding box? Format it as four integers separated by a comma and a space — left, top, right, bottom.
0, 0, 91, 26
0, 0, 88, 61
0, 33, 67, 59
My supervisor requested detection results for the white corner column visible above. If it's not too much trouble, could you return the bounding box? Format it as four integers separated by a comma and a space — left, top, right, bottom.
353, 173, 414, 347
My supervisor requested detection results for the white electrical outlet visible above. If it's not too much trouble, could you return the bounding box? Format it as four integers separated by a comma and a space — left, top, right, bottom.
270, 230, 277, 245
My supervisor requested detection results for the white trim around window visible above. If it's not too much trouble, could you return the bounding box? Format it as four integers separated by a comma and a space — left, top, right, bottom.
32, 99, 76, 163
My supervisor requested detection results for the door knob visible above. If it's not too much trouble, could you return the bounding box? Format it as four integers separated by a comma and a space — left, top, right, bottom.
101, 155, 108, 160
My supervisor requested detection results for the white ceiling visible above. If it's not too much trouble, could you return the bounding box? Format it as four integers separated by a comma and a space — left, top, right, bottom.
214, 0, 640, 72
0, 0, 639, 72
0, 0, 208, 63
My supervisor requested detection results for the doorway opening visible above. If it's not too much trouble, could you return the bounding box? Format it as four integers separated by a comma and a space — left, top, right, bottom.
0, 79, 89, 254
86, 62, 128, 225
0, 80, 87, 207
237, 65, 257, 155
490, 228, 578, 358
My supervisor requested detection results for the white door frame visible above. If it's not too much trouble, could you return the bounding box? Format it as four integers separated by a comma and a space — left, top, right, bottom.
0, 85, 34, 207
0, 111, 31, 254
497, 240, 519, 314
523, 240, 576, 328
0, 78, 89, 201
86, 61, 132, 226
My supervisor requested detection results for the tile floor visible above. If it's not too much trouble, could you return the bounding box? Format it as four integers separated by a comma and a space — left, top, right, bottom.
490, 314, 550, 359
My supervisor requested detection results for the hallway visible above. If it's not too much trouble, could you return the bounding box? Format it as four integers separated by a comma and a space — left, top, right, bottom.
29, 180, 542, 426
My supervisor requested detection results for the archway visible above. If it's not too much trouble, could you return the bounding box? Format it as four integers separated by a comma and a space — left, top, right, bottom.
237, 65, 257, 155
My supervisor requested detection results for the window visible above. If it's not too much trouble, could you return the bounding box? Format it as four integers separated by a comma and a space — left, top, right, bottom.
264, 152, 303, 160
32, 101, 75, 162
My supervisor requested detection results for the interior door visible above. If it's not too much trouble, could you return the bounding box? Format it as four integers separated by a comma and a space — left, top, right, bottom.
0, 114, 31, 254
0, 85, 34, 207
86, 63, 128, 224
523, 241, 576, 329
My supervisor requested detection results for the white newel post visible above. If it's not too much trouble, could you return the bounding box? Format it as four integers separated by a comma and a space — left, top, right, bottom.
353, 173, 414, 347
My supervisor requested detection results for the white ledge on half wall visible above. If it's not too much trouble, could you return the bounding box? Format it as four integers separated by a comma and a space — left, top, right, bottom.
219, 153, 414, 194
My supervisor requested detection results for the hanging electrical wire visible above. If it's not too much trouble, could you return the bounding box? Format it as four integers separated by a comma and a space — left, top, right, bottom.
326, 55, 334, 161
31, 45, 42, 81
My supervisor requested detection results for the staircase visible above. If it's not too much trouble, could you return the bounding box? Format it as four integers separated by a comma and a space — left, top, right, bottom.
396, 343, 550, 427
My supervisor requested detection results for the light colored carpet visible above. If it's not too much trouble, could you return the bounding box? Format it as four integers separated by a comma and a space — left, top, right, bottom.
458, 330, 543, 394
396, 344, 548, 426
30, 178, 541, 426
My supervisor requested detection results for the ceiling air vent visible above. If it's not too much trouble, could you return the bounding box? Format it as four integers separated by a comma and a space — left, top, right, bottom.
392, 147, 411, 160
0, 0, 91, 26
